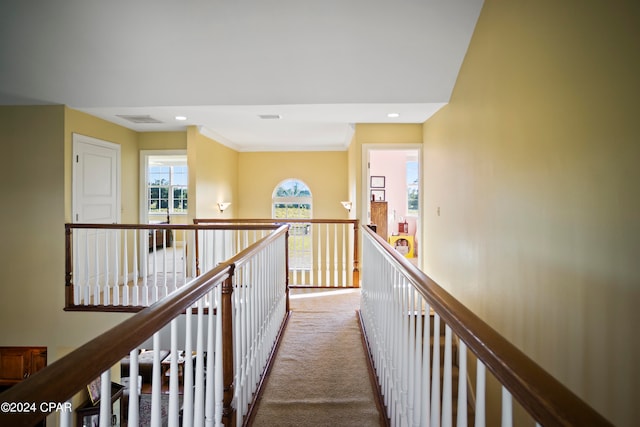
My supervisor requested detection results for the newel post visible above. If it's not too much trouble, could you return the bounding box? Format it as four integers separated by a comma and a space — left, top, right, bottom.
285, 226, 290, 313
65, 224, 74, 307
221, 265, 237, 426
352, 220, 360, 287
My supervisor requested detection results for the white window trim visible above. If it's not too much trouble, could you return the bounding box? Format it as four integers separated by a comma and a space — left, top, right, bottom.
139, 150, 187, 224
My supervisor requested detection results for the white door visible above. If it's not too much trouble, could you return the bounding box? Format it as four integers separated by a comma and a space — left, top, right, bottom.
72, 134, 121, 304
73, 133, 120, 223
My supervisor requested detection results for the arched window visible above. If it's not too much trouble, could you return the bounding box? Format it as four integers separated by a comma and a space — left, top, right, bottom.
272, 179, 312, 273
272, 179, 312, 219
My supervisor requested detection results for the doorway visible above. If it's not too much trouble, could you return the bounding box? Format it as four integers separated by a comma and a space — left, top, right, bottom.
72, 133, 121, 224
362, 144, 422, 266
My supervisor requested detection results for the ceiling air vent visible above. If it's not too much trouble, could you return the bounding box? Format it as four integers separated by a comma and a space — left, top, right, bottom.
116, 114, 164, 124
258, 114, 281, 120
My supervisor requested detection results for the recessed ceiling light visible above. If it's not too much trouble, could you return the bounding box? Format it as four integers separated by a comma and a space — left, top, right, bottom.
258, 114, 281, 120
387, 113, 400, 118
175, 115, 187, 121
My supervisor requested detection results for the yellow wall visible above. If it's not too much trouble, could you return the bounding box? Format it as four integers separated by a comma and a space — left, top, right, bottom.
238, 151, 348, 219
138, 131, 187, 151
64, 108, 139, 224
0, 106, 134, 369
187, 126, 238, 219
421, 1, 639, 425
355, 123, 423, 144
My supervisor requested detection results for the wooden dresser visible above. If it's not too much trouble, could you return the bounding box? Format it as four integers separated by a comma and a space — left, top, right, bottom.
370, 201, 388, 240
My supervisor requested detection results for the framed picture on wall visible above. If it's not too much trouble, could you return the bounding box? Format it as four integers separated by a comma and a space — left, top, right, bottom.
371, 189, 385, 201
370, 176, 385, 188
87, 377, 101, 405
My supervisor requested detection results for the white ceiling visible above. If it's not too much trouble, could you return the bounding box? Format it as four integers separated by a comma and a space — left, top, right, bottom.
0, 0, 484, 151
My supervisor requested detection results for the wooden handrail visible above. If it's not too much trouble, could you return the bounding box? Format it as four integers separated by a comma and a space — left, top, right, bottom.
362, 225, 613, 427
66, 223, 282, 231
194, 218, 358, 225
1, 225, 289, 426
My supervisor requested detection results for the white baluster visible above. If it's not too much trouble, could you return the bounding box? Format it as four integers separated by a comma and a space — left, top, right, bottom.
99, 369, 111, 427
183, 306, 194, 427
457, 341, 468, 427
421, 303, 431, 427
168, 319, 180, 427
291, 228, 298, 286
431, 313, 441, 427
407, 287, 416, 425
123, 229, 129, 306
84, 229, 90, 305
316, 223, 322, 284
142, 229, 149, 306
152, 230, 159, 303
172, 230, 178, 293
94, 230, 101, 304
233, 270, 244, 418
205, 289, 215, 426
112, 229, 120, 306
501, 386, 513, 427
181, 230, 187, 286
150, 334, 162, 427
161, 229, 168, 298
475, 362, 486, 427
442, 325, 453, 427
333, 224, 338, 286
127, 349, 140, 427
413, 293, 423, 426
103, 229, 110, 305
342, 224, 349, 286
325, 224, 330, 285
214, 284, 224, 425
132, 229, 139, 306
194, 299, 206, 426
400, 279, 409, 424
59, 399, 72, 427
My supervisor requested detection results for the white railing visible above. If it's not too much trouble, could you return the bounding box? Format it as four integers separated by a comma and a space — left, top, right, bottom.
359, 226, 613, 427
194, 219, 360, 288
1, 225, 289, 426
231, 230, 288, 422
65, 223, 279, 310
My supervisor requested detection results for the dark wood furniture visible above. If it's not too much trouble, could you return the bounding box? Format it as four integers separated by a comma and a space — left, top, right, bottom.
370, 201, 388, 240
149, 215, 173, 250
0, 347, 47, 391
75, 382, 124, 427
0, 347, 47, 426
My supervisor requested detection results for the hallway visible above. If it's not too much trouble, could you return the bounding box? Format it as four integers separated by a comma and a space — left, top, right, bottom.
251, 288, 385, 426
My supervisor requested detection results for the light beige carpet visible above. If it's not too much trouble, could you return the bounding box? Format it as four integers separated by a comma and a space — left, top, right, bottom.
250, 288, 385, 427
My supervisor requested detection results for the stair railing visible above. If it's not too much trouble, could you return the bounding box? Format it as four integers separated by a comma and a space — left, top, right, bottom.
65, 223, 280, 311
194, 218, 360, 288
359, 225, 613, 427
0, 225, 289, 427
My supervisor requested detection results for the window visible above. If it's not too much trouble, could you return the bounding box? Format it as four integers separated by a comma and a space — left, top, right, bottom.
407, 160, 419, 215
272, 179, 312, 219
273, 179, 312, 270
148, 161, 188, 215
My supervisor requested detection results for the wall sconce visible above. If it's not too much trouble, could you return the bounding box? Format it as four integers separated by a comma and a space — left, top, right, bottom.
217, 202, 231, 213
341, 201, 352, 212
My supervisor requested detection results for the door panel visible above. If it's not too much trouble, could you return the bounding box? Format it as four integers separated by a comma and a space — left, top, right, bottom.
73, 133, 120, 224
